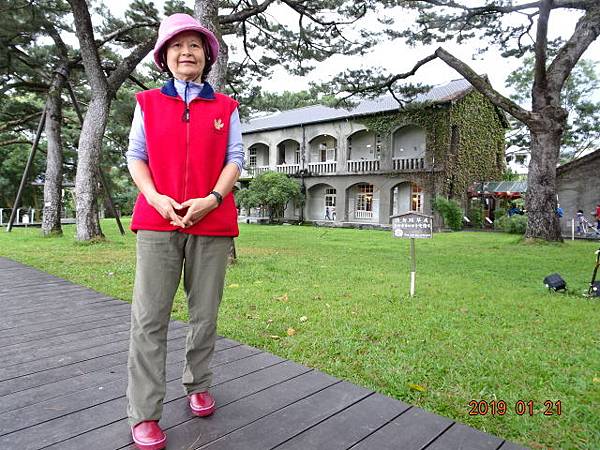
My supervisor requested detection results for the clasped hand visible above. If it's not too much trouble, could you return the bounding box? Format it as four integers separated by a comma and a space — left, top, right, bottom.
148, 193, 218, 228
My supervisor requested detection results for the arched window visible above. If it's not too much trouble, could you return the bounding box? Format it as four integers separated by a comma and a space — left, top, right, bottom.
411, 183, 423, 212
357, 183, 374, 212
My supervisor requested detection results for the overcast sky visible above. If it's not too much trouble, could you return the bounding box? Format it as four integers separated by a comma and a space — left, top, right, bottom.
100, 0, 600, 100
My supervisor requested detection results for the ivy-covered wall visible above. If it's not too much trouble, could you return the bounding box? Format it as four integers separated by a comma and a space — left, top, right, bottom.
360, 89, 506, 204
448, 90, 506, 201
360, 103, 451, 165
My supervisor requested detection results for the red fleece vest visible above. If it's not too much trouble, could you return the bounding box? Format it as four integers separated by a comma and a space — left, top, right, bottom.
130, 88, 239, 236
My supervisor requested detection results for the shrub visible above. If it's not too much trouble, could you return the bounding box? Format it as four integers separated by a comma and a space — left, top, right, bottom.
236, 171, 303, 222
467, 206, 484, 228
495, 214, 527, 234
433, 196, 463, 231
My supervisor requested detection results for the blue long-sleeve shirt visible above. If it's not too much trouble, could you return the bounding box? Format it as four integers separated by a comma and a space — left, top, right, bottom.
126, 78, 244, 173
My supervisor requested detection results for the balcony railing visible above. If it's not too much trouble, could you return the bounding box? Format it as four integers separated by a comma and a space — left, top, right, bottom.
244, 166, 270, 177
308, 161, 337, 174
276, 164, 300, 175
347, 159, 380, 172
355, 210, 374, 220
393, 157, 425, 171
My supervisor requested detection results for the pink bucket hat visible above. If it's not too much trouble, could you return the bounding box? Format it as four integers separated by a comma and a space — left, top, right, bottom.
153, 13, 220, 71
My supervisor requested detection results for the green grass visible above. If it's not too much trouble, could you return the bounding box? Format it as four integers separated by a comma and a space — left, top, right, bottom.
1, 221, 599, 449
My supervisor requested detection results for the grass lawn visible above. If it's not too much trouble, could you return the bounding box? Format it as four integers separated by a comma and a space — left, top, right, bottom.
1, 221, 599, 449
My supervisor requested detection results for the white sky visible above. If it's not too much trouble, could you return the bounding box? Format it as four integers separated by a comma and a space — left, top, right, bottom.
99, 0, 600, 100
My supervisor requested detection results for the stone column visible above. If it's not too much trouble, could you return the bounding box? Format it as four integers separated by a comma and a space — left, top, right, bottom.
378, 183, 391, 224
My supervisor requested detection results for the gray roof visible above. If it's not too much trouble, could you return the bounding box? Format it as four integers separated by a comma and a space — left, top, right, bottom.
242, 78, 473, 134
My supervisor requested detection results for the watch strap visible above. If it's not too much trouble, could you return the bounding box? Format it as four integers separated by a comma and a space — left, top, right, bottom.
209, 190, 223, 205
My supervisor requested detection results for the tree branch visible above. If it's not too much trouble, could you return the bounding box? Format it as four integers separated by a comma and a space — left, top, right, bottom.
0, 139, 32, 147
531, 0, 552, 110
0, 81, 50, 94
107, 36, 156, 95
219, 0, 276, 25
413, 0, 594, 13
0, 112, 43, 132
434, 47, 534, 124
97, 21, 159, 47
547, 4, 600, 93
336, 54, 437, 104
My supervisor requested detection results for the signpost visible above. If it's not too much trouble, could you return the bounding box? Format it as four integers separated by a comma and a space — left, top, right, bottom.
391, 212, 433, 297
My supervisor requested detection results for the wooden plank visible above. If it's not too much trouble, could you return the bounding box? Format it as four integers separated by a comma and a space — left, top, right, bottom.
1, 326, 133, 367
0, 343, 259, 437
0, 278, 72, 292
0, 335, 238, 401
0, 313, 132, 348
0, 322, 189, 382
0, 300, 130, 330
0, 284, 94, 305
1, 293, 117, 316
274, 393, 411, 450
0, 335, 193, 413
0, 322, 131, 362
0, 306, 133, 339
348, 407, 453, 450
0, 257, 23, 268
3, 350, 285, 450
0, 330, 186, 399
425, 423, 504, 449
46, 355, 299, 450
160, 370, 340, 450
198, 381, 373, 450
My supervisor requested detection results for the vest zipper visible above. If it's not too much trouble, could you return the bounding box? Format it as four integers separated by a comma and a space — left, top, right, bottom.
183, 82, 190, 201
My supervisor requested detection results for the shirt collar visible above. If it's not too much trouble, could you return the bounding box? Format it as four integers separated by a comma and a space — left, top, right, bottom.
160, 78, 215, 100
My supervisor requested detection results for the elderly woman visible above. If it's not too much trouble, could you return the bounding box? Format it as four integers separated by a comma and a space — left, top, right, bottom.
125, 13, 243, 450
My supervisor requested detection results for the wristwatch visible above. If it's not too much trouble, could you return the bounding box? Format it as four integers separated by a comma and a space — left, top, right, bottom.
209, 190, 223, 205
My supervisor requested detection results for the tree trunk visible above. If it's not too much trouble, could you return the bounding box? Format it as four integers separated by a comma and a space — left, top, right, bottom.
196, 0, 236, 263
524, 118, 564, 241
75, 94, 110, 241
195, 0, 228, 91
42, 70, 66, 236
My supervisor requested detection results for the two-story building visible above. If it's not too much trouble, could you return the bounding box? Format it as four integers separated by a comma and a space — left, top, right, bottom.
239, 78, 508, 227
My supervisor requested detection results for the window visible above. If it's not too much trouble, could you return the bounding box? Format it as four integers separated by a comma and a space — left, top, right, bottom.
318, 143, 328, 162
278, 144, 286, 164
515, 154, 527, 165
356, 184, 374, 211
375, 134, 382, 159
348, 136, 352, 159
325, 188, 336, 207
248, 147, 257, 167
295, 145, 300, 164
411, 183, 423, 212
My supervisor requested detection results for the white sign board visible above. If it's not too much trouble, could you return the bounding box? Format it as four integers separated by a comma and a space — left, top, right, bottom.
391, 212, 433, 239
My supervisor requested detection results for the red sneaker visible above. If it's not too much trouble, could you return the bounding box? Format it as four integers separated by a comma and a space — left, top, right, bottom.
188, 391, 216, 417
131, 420, 166, 450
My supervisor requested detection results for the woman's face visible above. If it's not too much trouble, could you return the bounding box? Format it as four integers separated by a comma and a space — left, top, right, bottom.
165, 31, 206, 82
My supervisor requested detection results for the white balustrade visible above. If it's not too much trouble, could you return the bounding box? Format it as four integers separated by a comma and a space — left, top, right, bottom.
276, 164, 300, 175
347, 159, 380, 172
244, 166, 271, 177
308, 161, 337, 174
393, 157, 425, 171
355, 210, 374, 219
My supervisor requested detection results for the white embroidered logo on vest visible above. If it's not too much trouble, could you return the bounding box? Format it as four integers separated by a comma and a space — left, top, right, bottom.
214, 118, 224, 130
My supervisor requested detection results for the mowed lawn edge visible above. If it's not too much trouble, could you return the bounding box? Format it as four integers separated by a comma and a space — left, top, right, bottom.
1, 220, 598, 449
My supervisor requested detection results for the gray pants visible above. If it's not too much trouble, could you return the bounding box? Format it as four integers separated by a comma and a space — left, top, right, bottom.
126, 231, 232, 427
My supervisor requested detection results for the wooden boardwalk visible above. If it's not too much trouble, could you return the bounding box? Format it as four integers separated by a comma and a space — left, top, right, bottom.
0, 257, 528, 450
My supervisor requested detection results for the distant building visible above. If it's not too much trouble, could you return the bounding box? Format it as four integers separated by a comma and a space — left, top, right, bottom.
556, 149, 600, 235
505, 149, 530, 179
240, 78, 508, 227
